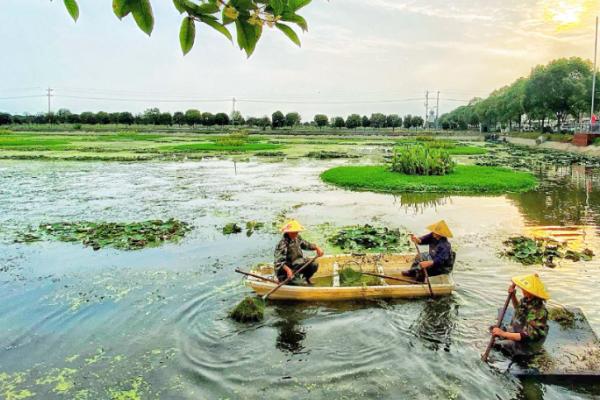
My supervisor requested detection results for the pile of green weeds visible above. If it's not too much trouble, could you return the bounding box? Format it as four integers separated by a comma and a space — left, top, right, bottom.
328, 224, 410, 252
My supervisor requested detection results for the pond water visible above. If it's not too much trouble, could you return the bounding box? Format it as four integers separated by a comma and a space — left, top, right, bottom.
1, 157, 600, 399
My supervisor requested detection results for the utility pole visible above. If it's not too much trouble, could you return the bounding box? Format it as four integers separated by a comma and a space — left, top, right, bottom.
424, 90, 429, 130
591, 16, 598, 128
231, 97, 236, 114
46, 87, 54, 114
435, 91, 440, 130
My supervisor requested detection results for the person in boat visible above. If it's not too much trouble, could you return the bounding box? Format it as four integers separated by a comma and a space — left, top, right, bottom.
274, 220, 324, 285
402, 220, 455, 282
492, 274, 550, 357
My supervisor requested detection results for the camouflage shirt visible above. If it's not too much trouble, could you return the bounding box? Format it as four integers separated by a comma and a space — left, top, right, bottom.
274, 234, 316, 272
511, 296, 549, 343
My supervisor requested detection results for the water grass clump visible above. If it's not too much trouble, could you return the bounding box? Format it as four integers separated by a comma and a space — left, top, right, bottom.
390, 146, 455, 176
305, 151, 360, 159
502, 235, 594, 267
229, 296, 265, 322
328, 224, 410, 252
18, 219, 191, 250
222, 223, 243, 235
338, 267, 381, 287
548, 307, 580, 329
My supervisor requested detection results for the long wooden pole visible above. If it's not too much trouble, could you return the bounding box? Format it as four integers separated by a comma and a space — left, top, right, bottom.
414, 241, 434, 297
262, 256, 319, 301
235, 268, 279, 284
482, 290, 515, 362
360, 271, 421, 285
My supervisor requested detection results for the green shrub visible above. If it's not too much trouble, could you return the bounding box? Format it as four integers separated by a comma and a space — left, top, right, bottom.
214, 131, 249, 146
391, 146, 455, 175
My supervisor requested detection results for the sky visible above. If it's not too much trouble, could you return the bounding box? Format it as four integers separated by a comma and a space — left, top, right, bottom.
0, 0, 599, 120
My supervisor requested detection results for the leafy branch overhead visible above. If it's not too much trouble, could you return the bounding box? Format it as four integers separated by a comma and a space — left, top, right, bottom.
59, 0, 312, 56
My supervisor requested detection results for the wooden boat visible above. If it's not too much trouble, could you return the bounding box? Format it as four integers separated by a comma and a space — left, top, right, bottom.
246, 253, 455, 301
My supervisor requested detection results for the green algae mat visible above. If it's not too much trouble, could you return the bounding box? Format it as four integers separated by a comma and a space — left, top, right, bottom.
321, 165, 537, 193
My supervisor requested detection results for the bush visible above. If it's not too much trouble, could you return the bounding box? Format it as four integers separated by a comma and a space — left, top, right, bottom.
214, 131, 249, 146
390, 146, 455, 176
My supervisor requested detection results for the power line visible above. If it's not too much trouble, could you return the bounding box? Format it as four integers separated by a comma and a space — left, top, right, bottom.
0, 95, 46, 100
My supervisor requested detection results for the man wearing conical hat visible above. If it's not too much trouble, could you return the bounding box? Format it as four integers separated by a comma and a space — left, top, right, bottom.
274, 220, 324, 285
402, 220, 455, 282
492, 274, 550, 357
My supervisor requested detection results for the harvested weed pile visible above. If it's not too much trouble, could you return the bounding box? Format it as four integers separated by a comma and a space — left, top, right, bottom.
328, 224, 410, 252
549, 307, 581, 329
338, 267, 380, 287
502, 235, 593, 267
17, 219, 191, 250
305, 151, 360, 159
229, 296, 265, 322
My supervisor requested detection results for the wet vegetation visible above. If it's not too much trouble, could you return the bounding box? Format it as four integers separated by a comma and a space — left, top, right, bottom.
502, 236, 594, 267
229, 296, 265, 323
321, 165, 538, 193
391, 146, 455, 175
305, 150, 360, 159
16, 219, 191, 250
548, 307, 581, 329
476, 144, 600, 170
338, 267, 381, 287
222, 223, 243, 235
327, 224, 410, 252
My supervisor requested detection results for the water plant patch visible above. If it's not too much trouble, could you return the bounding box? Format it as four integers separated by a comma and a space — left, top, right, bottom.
391, 146, 455, 175
338, 267, 381, 287
305, 151, 360, 159
327, 224, 410, 252
502, 235, 594, 267
16, 219, 190, 250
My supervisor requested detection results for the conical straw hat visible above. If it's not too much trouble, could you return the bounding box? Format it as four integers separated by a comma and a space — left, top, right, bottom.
426, 220, 453, 238
512, 273, 550, 300
281, 220, 304, 233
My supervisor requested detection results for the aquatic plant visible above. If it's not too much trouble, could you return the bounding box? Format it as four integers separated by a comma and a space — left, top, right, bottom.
245, 221, 265, 237
338, 267, 381, 287
16, 219, 191, 251
328, 224, 410, 252
502, 235, 594, 267
305, 151, 360, 159
475, 144, 600, 170
321, 165, 538, 193
229, 296, 265, 323
390, 146, 455, 176
222, 223, 242, 235
548, 307, 580, 329
254, 151, 286, 157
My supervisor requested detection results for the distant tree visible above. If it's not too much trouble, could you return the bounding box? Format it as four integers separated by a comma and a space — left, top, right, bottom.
173, 111, 185, 126
231, 110, 245, 126
55, 108, 72, 123
118, 112, 134, 125
80, 112, 97, 124
271, 111, 285, 128
386, 114, 402, 131
333, 116, 345, 128
314, 114, 328, 129
370, 113, 386, 128
66, 113, 81, 124
0, 113, 11, 125
345, 114, 361, 129
256, 116, 270, 130
107, 112, 120, 124
201, 112, 215, 126
285, 112, 301, 127
215, 112, 230, 126
185, 109, 202, 126
403, 114, 413, 129
411, 115, 424, 128
96, 111, 110, 124
158, 112, 173, 125
141, 108, 161, 124
361, 115, 370, 130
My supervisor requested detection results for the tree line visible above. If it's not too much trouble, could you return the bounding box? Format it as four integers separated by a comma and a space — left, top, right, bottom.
439, 57, 598, 132
0, 108, 425, 130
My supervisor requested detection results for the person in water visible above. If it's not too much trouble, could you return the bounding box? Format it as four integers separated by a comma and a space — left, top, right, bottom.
274, 220, 324, 285
402, 220, 455, 282
492, 274, 550, 357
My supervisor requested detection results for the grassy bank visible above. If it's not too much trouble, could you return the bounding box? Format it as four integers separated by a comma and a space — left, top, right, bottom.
320, 165, 538, 193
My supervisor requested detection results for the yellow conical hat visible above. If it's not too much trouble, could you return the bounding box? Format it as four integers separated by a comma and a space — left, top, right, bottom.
512, 273, 550, 300
281, 220, 304, 233
426, 220, 453, 238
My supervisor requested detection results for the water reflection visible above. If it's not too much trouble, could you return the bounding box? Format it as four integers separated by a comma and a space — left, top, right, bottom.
273, 303, 309, 355
409, 296, 459, 352
392, 193, 451, 215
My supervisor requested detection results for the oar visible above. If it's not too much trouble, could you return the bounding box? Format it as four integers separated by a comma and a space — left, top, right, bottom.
360, 271, 421, 285
262, 256, 319, 301
235, 268, 279, 284
482, 288, 515, 362
414, 241, 434, 297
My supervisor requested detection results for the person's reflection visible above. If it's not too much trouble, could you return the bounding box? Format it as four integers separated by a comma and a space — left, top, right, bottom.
409, 296, 458, 352
273, 303, 308, 355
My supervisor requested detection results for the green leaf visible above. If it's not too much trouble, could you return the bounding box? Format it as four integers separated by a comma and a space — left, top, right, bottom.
275, 22, 300, 46
269, 0, 284, 15
179, 16, 196, 55
172, 0, 186, 13
63, 0, 79, 22
199, 16, 233, 41
288, 0, 311, 11
281, 12, 307, 31
235, 18, 262, 57
113, 0, 132, 19
131, 0, 154, 36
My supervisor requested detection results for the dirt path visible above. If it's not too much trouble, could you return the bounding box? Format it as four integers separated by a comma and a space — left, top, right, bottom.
507, 137, 600, 157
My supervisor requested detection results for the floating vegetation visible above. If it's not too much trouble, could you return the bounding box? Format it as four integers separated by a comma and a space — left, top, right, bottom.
15, 219, 191, 251
390, 146, 455, 175
222, 223, 243, 235
502, 235, 594, 267
338, 267, 380, 287
549, 307, 581, 329
254, 151, 286, 157
328, 224, 410, 252
229, 296, 265, 323
245, 221, 265, 237
475, 144, 600, 170
305, 151, 360, 159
